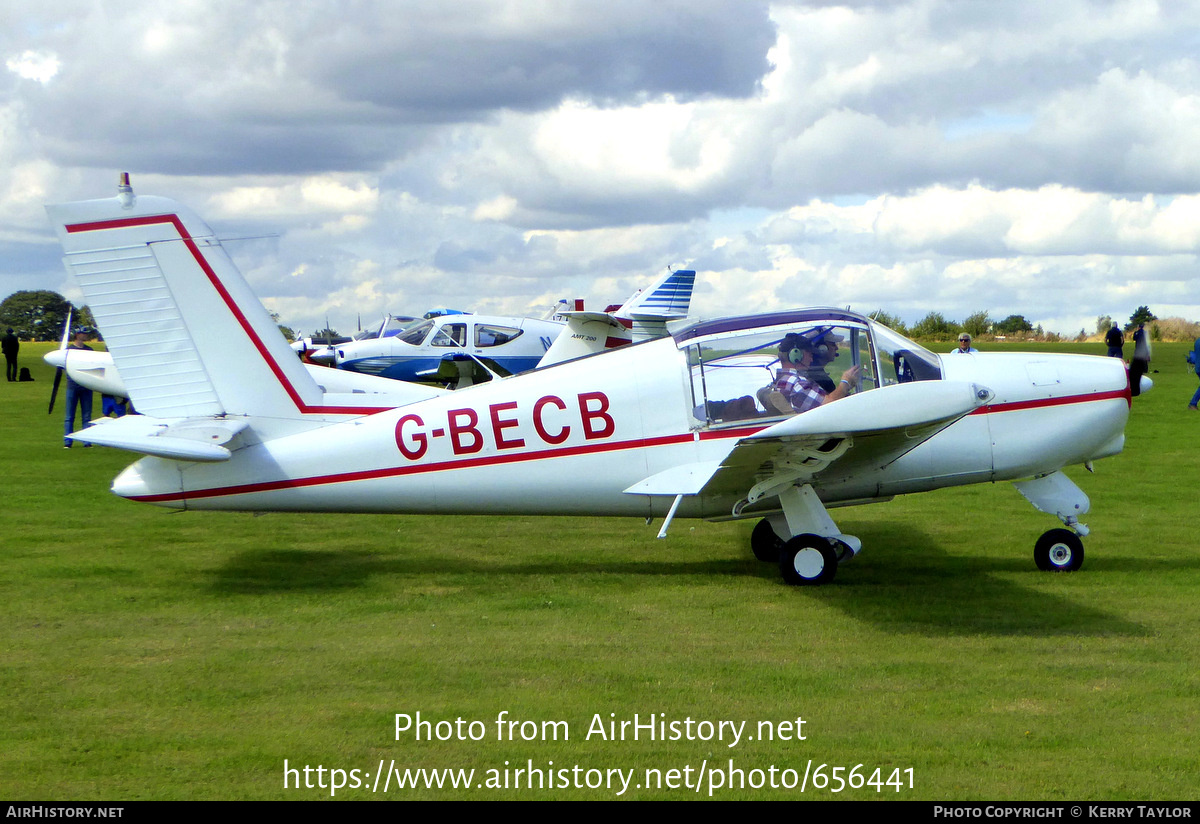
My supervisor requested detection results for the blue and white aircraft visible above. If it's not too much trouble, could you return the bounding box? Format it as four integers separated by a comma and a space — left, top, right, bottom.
309, 269, 696, 382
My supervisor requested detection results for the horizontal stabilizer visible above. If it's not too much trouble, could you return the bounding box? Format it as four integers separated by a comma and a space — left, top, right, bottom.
537, 312, 631, 368
68, 415, 249, 462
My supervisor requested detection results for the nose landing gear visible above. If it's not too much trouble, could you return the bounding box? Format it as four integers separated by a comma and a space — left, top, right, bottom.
1034, 528, 1085, 572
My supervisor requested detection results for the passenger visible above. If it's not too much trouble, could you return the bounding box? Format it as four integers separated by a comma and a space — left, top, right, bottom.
806, 330, 845, 392
771, 333, 860, 414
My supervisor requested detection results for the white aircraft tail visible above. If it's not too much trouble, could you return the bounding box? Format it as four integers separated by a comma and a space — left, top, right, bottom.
537, 268, 695, 368
45, 178, 323, 421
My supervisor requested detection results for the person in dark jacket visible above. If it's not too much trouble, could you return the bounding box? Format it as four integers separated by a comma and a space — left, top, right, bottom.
1104, 323, 1124, 358
2, 328, 17, 382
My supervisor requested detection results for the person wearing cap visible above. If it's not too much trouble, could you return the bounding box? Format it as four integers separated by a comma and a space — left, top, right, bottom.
771, 332, 861, 414
951, 333, 978, 354
807, 331, 845, 391
2, 327, 17, 381
63, 327, 95, 448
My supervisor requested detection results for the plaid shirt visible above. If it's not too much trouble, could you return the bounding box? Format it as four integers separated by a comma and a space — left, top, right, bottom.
774, 367, 826, 413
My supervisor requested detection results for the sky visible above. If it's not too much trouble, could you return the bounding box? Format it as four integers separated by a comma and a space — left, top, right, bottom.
3, 0, 1200, 338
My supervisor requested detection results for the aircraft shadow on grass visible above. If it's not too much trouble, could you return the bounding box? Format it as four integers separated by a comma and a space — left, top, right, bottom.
207, 523, 1147, 639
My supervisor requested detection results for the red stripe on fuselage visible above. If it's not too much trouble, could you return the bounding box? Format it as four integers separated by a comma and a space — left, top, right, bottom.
65, 215, 387, 417
124, 388, 1127, 504
969, 387, 1131, 415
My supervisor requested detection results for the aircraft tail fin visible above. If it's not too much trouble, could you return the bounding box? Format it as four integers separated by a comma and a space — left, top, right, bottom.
615, 268, 695, 343
536, 268, 696, 368
45, 177, 323, 420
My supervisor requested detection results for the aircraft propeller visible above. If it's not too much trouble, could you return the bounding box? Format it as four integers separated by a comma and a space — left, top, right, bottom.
47, 309, 72, 415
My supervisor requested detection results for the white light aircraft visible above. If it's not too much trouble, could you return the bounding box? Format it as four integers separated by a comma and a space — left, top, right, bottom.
46, 178, 1144, 585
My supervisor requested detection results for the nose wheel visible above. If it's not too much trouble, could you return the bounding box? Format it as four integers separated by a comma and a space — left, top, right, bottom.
1034, 528, 1085, 572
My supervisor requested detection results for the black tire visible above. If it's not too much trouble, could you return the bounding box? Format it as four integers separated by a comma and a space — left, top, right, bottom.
1034, 528, 1085, 572
751, 518, 785, 562
779, 534, 838, 586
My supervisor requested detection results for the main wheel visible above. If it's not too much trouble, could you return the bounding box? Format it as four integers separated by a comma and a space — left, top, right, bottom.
1034, 528, 1085, 572
779, 534, 838, 586
751, 518, 785, 562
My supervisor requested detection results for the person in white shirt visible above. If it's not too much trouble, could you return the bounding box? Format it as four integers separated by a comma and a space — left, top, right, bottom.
951, 333, 978, 354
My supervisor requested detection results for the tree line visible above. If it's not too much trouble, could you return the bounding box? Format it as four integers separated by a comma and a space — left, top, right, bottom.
6, 289, 1198, 345
0, 290, 95, 340
873, 306, 1200, 343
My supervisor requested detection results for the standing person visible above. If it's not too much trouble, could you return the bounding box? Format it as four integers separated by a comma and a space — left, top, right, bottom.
950, 333, 978, 354
1105, 322, 1124, 358
1189, 336, 1200, 411
1130, 323, 1151, 397
1, 328, 17, 381
63, 327, 95, 448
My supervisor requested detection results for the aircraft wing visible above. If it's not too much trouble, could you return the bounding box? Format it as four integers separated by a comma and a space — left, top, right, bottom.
625, 380, 993, 508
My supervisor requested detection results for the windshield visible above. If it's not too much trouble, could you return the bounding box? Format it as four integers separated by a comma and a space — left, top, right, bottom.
354, 316, 418, 340
397, 319, 434, 346
868, 322, 943, 385
686, 321, 877, 426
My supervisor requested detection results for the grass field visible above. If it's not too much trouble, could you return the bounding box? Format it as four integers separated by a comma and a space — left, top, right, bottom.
2, 340, 1198, 800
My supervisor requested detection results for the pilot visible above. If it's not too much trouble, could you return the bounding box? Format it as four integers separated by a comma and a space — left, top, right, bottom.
771, 332, 860, 414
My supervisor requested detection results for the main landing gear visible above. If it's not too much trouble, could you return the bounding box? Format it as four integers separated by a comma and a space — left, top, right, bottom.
749, 485, 860, 586
752, 470, 1096, 585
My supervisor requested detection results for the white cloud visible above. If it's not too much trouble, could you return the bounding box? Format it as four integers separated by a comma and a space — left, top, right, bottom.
6, 50, 58, 83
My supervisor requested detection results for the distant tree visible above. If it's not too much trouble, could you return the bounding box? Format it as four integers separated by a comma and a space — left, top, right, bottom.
910, 312, 959, 339
1127, 306, 1157, 329
1095, 315, 1113, 336
994, 314, 1034, 334
869, 310, 908, 334
960, 310, 991, 338
312, 327, 340, 342
0, 290, 79, 340
269, 312, 297, 343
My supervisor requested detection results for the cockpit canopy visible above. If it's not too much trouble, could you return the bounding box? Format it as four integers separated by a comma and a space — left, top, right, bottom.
352, 315, 419, 341
672, 309, 942, 427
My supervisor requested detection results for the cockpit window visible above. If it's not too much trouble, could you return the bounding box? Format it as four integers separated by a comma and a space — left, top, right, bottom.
397, 319, 434, 346
869, 322, 943, 385
686, 321, 878, 427
475, 324, 523, 347
431, 323, 467, 347
354, 316, 417, 340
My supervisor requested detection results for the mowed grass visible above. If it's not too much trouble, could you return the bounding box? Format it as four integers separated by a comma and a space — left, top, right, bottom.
2, 341, 1198, 800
